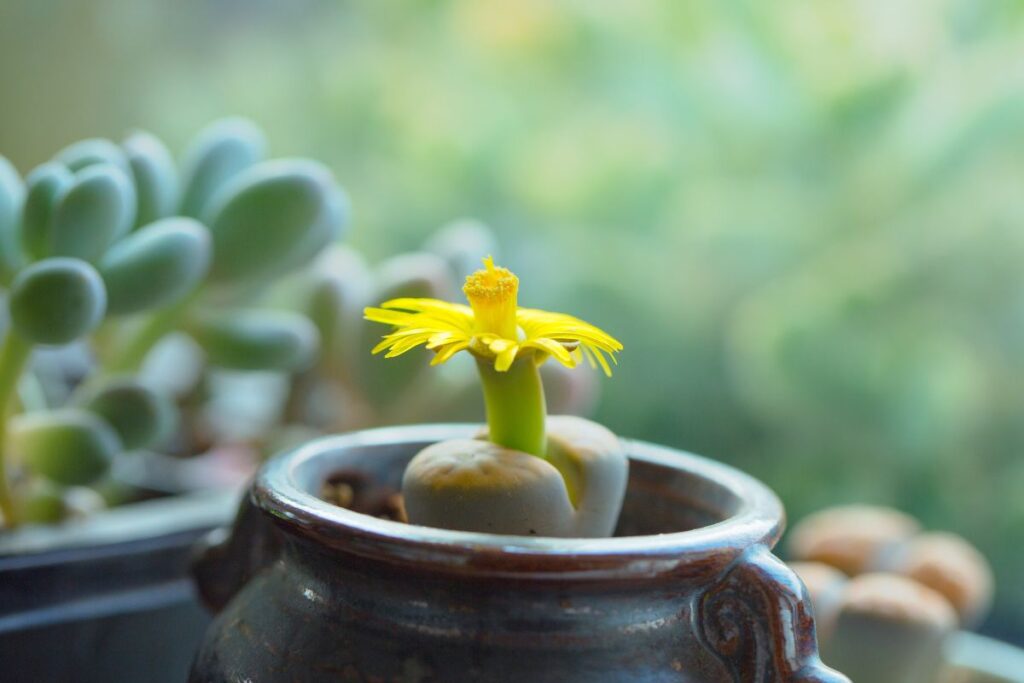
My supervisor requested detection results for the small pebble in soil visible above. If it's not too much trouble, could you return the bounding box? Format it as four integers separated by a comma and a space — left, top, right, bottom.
319, 470, 407, 523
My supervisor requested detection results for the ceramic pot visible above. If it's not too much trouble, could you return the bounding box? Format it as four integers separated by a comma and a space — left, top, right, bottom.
0, 489, 237, 683
190, 424, 848, 683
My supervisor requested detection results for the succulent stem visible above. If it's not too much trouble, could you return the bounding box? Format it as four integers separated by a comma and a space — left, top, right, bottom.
108, 290, 198, 374
0, 333, 32, 528
476, 354, 546, 458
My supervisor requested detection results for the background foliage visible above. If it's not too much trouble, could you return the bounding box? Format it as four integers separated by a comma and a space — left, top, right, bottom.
1, 0, 1022, 642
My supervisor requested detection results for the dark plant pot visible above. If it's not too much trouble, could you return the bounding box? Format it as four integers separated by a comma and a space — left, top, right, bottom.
0, 489, 238, 683
191, 424, 848, 682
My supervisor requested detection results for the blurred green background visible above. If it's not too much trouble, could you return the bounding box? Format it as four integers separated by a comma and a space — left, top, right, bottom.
2, 0, 1022, 642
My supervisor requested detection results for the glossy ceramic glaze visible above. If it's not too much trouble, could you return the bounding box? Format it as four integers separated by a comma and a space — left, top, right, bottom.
0, 489, 237, 683
190, 424, 848, 682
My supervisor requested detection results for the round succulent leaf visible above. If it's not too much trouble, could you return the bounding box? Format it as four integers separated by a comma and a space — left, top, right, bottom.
123, 131, 179, 227
424, 218, 500, 280
358, 252, 456, 408
20, 162, 74, 262
202, 159, 346, 284
100, 217, 211, 315
268, 181, 350, 277
63, 486, 107, 517
192, 309, 319, 371
10, 409, 121, 486
178, 118, 265, 219
50, 164, 135, 262
0, 156, 25, 275
21, 480, 69, 524
9, 257, 107, 345
312, 245, 373, 366
79, 378, 174, 450
374, 252, 457, 301
54, 138, 131, 177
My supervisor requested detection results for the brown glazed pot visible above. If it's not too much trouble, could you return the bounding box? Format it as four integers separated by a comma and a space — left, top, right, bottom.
189, 424, 848, 683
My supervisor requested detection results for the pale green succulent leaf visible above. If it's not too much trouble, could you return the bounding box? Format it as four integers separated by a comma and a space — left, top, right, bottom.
178, 117, 265, 218
357, 252, 455, 407
78, 378, 175, 450
99, 217, 211, 315
54, 138, 132, 177
123, 130, 179, 228
20, 162, 74, 262
9, 257, 107, 345
202, 159, 347, 284
10, 409, 121, 486
191, 309, 319, 371
0, 156, 26, 277
50, 164, 135, 262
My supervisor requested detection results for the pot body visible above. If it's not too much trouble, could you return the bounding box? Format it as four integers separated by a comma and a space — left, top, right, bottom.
0, 489, 237, 683
191, 424, 848, 683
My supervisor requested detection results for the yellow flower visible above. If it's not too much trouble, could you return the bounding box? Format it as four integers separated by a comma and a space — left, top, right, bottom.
364, 257, 622, 375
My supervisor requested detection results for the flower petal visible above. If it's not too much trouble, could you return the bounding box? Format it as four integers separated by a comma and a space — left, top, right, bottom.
493, 344, 519, 372
431, 340, 470, 366
523, 337, 575, 366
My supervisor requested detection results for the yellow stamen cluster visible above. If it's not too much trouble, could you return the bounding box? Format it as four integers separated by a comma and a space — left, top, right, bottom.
463, 256, 519, 339
364, 257, 622, 375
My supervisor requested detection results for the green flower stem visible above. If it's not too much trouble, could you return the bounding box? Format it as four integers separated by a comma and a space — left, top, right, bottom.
0, 333, 32, 528
475, 355, 547, 458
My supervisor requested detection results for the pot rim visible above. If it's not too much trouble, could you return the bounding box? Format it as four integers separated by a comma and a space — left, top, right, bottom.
255, 423, 785, 577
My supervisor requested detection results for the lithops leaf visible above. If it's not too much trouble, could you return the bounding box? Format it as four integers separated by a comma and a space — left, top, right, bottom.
191, 309, 319, 371
545, 416, 628, 538
0, 156, 25, 276
123, 131, 178, 227
79, 378, 174, 450
178, 118, 265, 218
402, 439, 576, 536
50, 164, 135, 262
9, 257, 107, 345
10, 409, 121, 486
54, 138, 132, 177
20, 162, 74, 262
203, 159, 346, 284
100, 217, 211, 315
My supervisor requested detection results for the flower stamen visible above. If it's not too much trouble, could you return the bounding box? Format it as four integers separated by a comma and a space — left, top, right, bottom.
463, 256, 519, 340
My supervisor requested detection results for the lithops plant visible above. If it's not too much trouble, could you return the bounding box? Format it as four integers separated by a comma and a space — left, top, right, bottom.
0, 118, 349, 528
787, 504, 923, 575
365, 256, 626, 537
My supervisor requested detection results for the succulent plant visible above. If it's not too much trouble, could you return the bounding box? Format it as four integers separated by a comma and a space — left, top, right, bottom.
0, 118, 350, 528
364, 256, 626, 537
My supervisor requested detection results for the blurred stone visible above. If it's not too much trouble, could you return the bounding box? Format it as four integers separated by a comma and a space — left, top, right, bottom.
320, 480, 354, 509
787, 504, 921, 575
824, 573, 957, 683
886, 532, 994, 627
